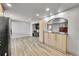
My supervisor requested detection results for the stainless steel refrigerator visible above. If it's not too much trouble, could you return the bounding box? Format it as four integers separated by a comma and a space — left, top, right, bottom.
0, 17, 11, 56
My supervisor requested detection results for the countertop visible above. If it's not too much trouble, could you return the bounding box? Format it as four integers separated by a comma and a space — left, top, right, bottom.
44, 31, 68, 35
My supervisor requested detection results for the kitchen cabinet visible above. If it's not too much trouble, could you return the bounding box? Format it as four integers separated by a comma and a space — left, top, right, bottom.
44, 32, 67, 53
39, 17, 68, 53
56, 34, 67, 53
49, 33, 56, 47
44, 32, 48, 44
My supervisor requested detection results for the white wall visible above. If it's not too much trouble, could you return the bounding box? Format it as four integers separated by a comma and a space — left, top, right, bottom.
51, 6, 79, 55
12, 21, 31, 38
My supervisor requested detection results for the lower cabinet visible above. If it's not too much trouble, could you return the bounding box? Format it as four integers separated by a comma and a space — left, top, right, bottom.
44, 32, 67, 53
48, 33, 56, 47
44, 32, 48, 44
56, 34, 67, 53
44, 32, 56, 47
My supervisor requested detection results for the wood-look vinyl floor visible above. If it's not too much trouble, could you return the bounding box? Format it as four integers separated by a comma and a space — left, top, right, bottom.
10, 37, 71, 56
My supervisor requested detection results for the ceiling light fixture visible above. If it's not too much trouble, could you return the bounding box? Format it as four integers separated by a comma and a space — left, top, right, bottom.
36, 13, 39, 16
46, 8, 50, 11
6, 3, 12, 7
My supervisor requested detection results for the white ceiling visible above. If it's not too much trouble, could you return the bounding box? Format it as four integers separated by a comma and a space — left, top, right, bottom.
2, 3, 79, 22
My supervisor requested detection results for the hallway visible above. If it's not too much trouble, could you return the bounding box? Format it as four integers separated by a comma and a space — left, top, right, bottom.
10, 37, 71, 56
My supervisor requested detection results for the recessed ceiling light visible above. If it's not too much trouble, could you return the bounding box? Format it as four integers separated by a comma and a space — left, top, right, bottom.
46, 8, 50, 11
6, 3, 12, 7
36, 13, 39, 16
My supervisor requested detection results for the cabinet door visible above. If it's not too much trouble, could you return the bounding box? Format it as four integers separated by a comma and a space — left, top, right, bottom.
44, 32, 48, 44
44, 33, 56, 47
48, 33, 56, 47
56, 34, 67, 53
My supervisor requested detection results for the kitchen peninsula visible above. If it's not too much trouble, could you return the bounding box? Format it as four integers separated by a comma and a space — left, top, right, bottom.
39, 18, 68, 54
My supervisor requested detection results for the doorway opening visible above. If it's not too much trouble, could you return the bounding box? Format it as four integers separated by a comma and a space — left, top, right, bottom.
32, 23, 39, 37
